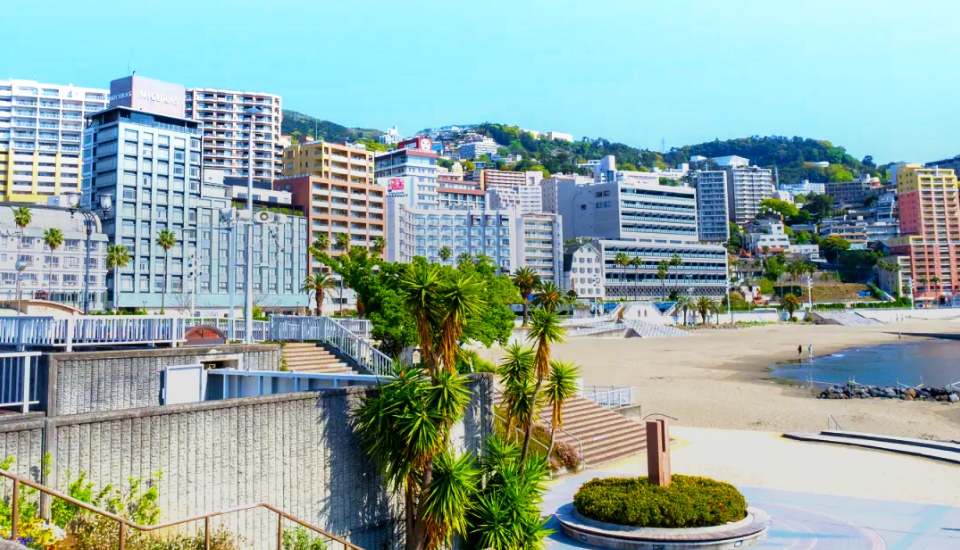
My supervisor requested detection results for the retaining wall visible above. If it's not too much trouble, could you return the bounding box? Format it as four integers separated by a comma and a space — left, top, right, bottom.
0, 374, 494, 549
44, 344, 282, 416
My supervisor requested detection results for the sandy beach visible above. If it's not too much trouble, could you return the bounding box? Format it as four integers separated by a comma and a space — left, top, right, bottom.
480, 319, 960, 440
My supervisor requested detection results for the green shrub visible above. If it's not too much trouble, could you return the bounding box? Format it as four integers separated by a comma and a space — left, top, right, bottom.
573, 475, 747, 528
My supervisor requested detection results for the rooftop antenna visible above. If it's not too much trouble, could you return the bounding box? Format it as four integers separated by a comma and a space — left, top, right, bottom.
660, 138, 665, 154
774, 165, 780, 187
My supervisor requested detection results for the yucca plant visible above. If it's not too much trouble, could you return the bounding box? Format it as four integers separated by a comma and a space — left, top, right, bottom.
520, 307, 564, 464
467, 436, 552, 549
544, 360, 581, 457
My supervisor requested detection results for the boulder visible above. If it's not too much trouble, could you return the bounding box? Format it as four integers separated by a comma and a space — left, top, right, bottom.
905, 388, 917, 398
950, 394, 959, 403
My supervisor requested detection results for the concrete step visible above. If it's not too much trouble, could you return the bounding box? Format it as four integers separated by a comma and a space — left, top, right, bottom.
284, 355, 343, 364
783, 431, 960, 465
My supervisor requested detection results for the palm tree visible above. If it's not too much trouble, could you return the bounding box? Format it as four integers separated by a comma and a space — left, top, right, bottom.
334, 232, 350, 254
630, 257, 643, 299
155, 229, 176, 314
931, 276, 941, 295
656, 260, 670, 300
13, 207, 31, 240
613, 252, 630, 298
312, 234, 330, 254
521, 307, 564, 464
301, 272, 337, 316
782, 293, 802, 319
105, 244, 130, 312
544, 360, 581, 457
399, 262, 443, 371
672, 295, 695, 325
438, 246, 452, 264
371, 235, 387, 258
456, 252, 471, 265
532, 281, 566, 313
42, 228, 64, 299
12, 207, 31, 310
695, 296, 718, 325
511, 267, 541, 326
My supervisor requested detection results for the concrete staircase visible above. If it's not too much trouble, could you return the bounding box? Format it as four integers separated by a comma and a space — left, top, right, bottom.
622, 319, 691, 338
497, 392, 647, 466
811, 311, 882, 326
281, 343, 357, 374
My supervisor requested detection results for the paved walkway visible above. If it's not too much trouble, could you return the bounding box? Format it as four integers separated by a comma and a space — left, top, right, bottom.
544, 427, 960, 549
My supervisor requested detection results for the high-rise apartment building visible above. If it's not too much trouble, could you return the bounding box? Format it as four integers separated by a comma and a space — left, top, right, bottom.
185, 88, 283, 189
556, 175, 727, 299
456, 138, 498, 160
0, 79, 108, 203
478, 169, 542, 189
557, 179, 699, 242
277, 174, 385, 273
889, 165, 960, 303
724, 165, 773, 225
521, 213, 563, 286
85, 75, 306, 313
377, 137, 439, 211
541, 174, 593, 214
487, 185, 543, 213
693, 171, 729, 243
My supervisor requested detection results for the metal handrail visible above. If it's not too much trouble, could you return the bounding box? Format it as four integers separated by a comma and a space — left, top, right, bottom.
0, 468, 361, 549
643, 413, 679, 421
827, 415, 843, 431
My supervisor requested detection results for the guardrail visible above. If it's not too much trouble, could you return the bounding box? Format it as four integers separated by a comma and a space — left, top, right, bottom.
268, 316, 392, 376
330, 318, 371, 338
0, 468, 362, 549
581, 385, 635, 408
0, 351, 42, 412
184, 318, 268, 342
0, 316, 186, 351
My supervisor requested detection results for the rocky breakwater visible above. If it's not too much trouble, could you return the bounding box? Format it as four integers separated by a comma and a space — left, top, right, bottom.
819, 383, 960, 403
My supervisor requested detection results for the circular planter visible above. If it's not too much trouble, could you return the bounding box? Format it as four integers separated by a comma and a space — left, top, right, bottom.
556, 502, 770, 549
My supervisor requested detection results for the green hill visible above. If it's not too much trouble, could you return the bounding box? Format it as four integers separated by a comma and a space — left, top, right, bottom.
474, 123, 886, 184
281, 110, 382, 143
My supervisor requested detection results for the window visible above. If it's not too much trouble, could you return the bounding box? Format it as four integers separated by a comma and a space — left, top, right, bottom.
125, 130, 138, 141
158, 135, 169, 147
139, 276, 149, 291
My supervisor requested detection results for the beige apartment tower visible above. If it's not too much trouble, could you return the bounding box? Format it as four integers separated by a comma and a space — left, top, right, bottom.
184, 88, 283, 188
278, 140, 380, 271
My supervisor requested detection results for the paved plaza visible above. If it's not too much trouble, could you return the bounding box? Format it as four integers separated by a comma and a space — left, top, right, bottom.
544, 427, 960, 549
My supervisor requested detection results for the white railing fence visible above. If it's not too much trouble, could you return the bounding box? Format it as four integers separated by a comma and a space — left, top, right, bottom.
268, 315, 392, 376
183, 318, 268, 342
0, 352, 42, 412
581, 385, 636, 408
330, 318, 371, 339
0, 316, 186, 351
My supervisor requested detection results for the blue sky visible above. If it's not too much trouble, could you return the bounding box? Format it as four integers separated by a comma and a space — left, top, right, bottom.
4, 0, 958, 163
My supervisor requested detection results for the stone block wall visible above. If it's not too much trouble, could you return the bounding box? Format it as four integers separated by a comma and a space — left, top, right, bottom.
46, 345, 282, 416
0, 372, 495, 549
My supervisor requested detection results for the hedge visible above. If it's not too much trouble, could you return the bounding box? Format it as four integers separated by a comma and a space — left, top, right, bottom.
573, 475, 747, 528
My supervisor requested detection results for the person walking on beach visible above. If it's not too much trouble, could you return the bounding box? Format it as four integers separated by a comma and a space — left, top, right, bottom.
808, 345, 813, 360
798, 344, 803, 357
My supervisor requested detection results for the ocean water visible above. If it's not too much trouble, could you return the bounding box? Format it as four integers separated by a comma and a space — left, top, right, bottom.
770, 339, 960, 388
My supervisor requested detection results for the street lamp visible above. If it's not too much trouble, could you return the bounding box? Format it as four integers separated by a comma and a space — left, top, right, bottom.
69, 194, 113, 314
14, 259, 26, 315
243, 107, 263, 343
